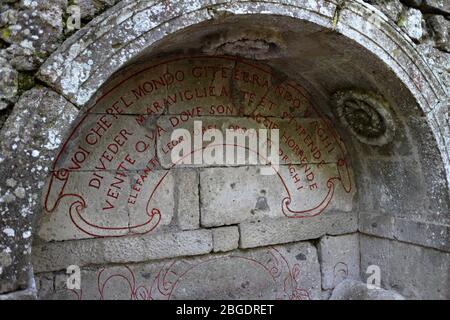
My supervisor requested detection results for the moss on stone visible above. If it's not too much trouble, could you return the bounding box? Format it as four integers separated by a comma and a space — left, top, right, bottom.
397, 14, 407, 27
0, 27, 11, 42
17, 72, 35, 94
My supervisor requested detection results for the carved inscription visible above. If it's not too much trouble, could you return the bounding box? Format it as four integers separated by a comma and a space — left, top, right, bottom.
39, 56, 354, 241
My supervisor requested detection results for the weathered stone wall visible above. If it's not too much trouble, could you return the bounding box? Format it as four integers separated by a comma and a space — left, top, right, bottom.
0, 0, 449, 300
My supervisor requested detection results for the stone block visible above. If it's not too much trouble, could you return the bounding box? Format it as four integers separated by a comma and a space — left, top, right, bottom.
376, 0, 405, 22
0, 88, 78, 293
38, 171, 131, 241
35, 274, 54, 300
81, 56, 312, 120
200, 166, 281, 227
1, 3, 65, 70
166, 58, 308, 118
424, 0, 450, 15
73, 0, 119, 20
86, 61, 169, 115
360, 235, 450, 299
175, 169, 200, 230
365, 159, 426, 219
0, 60, 18, 100
36, 269, 95, 300
37, 170, 175, 241
320, 289, 332, 300
35, 242, 321, 300
32, 229, 213, 272
200, 166, 354, 227
427, 15, 450, 52
405, 116, 450, 225
156, 115, 350, 168
318, 234, 360, 290
359, 210, 396, 239
103, 229, 212, 264
0, 288, 37, 300
239, 211, 358, 248
212, 226, 239, 253
398, 8, 423, 41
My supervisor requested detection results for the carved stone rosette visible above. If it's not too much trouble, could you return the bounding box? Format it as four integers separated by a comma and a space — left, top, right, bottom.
332, 90, 396, 146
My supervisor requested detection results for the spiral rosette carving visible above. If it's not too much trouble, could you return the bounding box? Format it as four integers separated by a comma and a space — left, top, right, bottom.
333, 90, 395, 146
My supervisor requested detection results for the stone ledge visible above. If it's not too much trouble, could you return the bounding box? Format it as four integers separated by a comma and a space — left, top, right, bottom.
359, 213, 450, 252
32, 229, 213, 273
239, 211, 358, 248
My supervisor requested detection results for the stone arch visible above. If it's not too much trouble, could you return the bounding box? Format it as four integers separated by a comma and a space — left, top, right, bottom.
1, 0, 449, 299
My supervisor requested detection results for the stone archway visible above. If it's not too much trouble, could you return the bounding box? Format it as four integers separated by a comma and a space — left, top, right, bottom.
0, 0, 449, 299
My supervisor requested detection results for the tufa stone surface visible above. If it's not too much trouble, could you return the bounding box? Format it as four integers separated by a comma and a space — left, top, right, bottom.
427, 15, 450, 52
367, 0, 406, 22
35, 241, 321, 300
417, 44, 450, 95
0, 87, 78, 294
318, 234, 360, 290
1, 1, 65, 71
398, 7, 424, 41
175, 169, 200, 231
0, 0, 449, 301
212, 226, 240, 253
73, 0, 120, 21
0, 287, 36, 300
364, 159, 426, 219
0, 57, 18, 101
360, 235, 450, 299
423, 0, 450, 15
32, 229, 213, 273
401, 0, 423, 7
